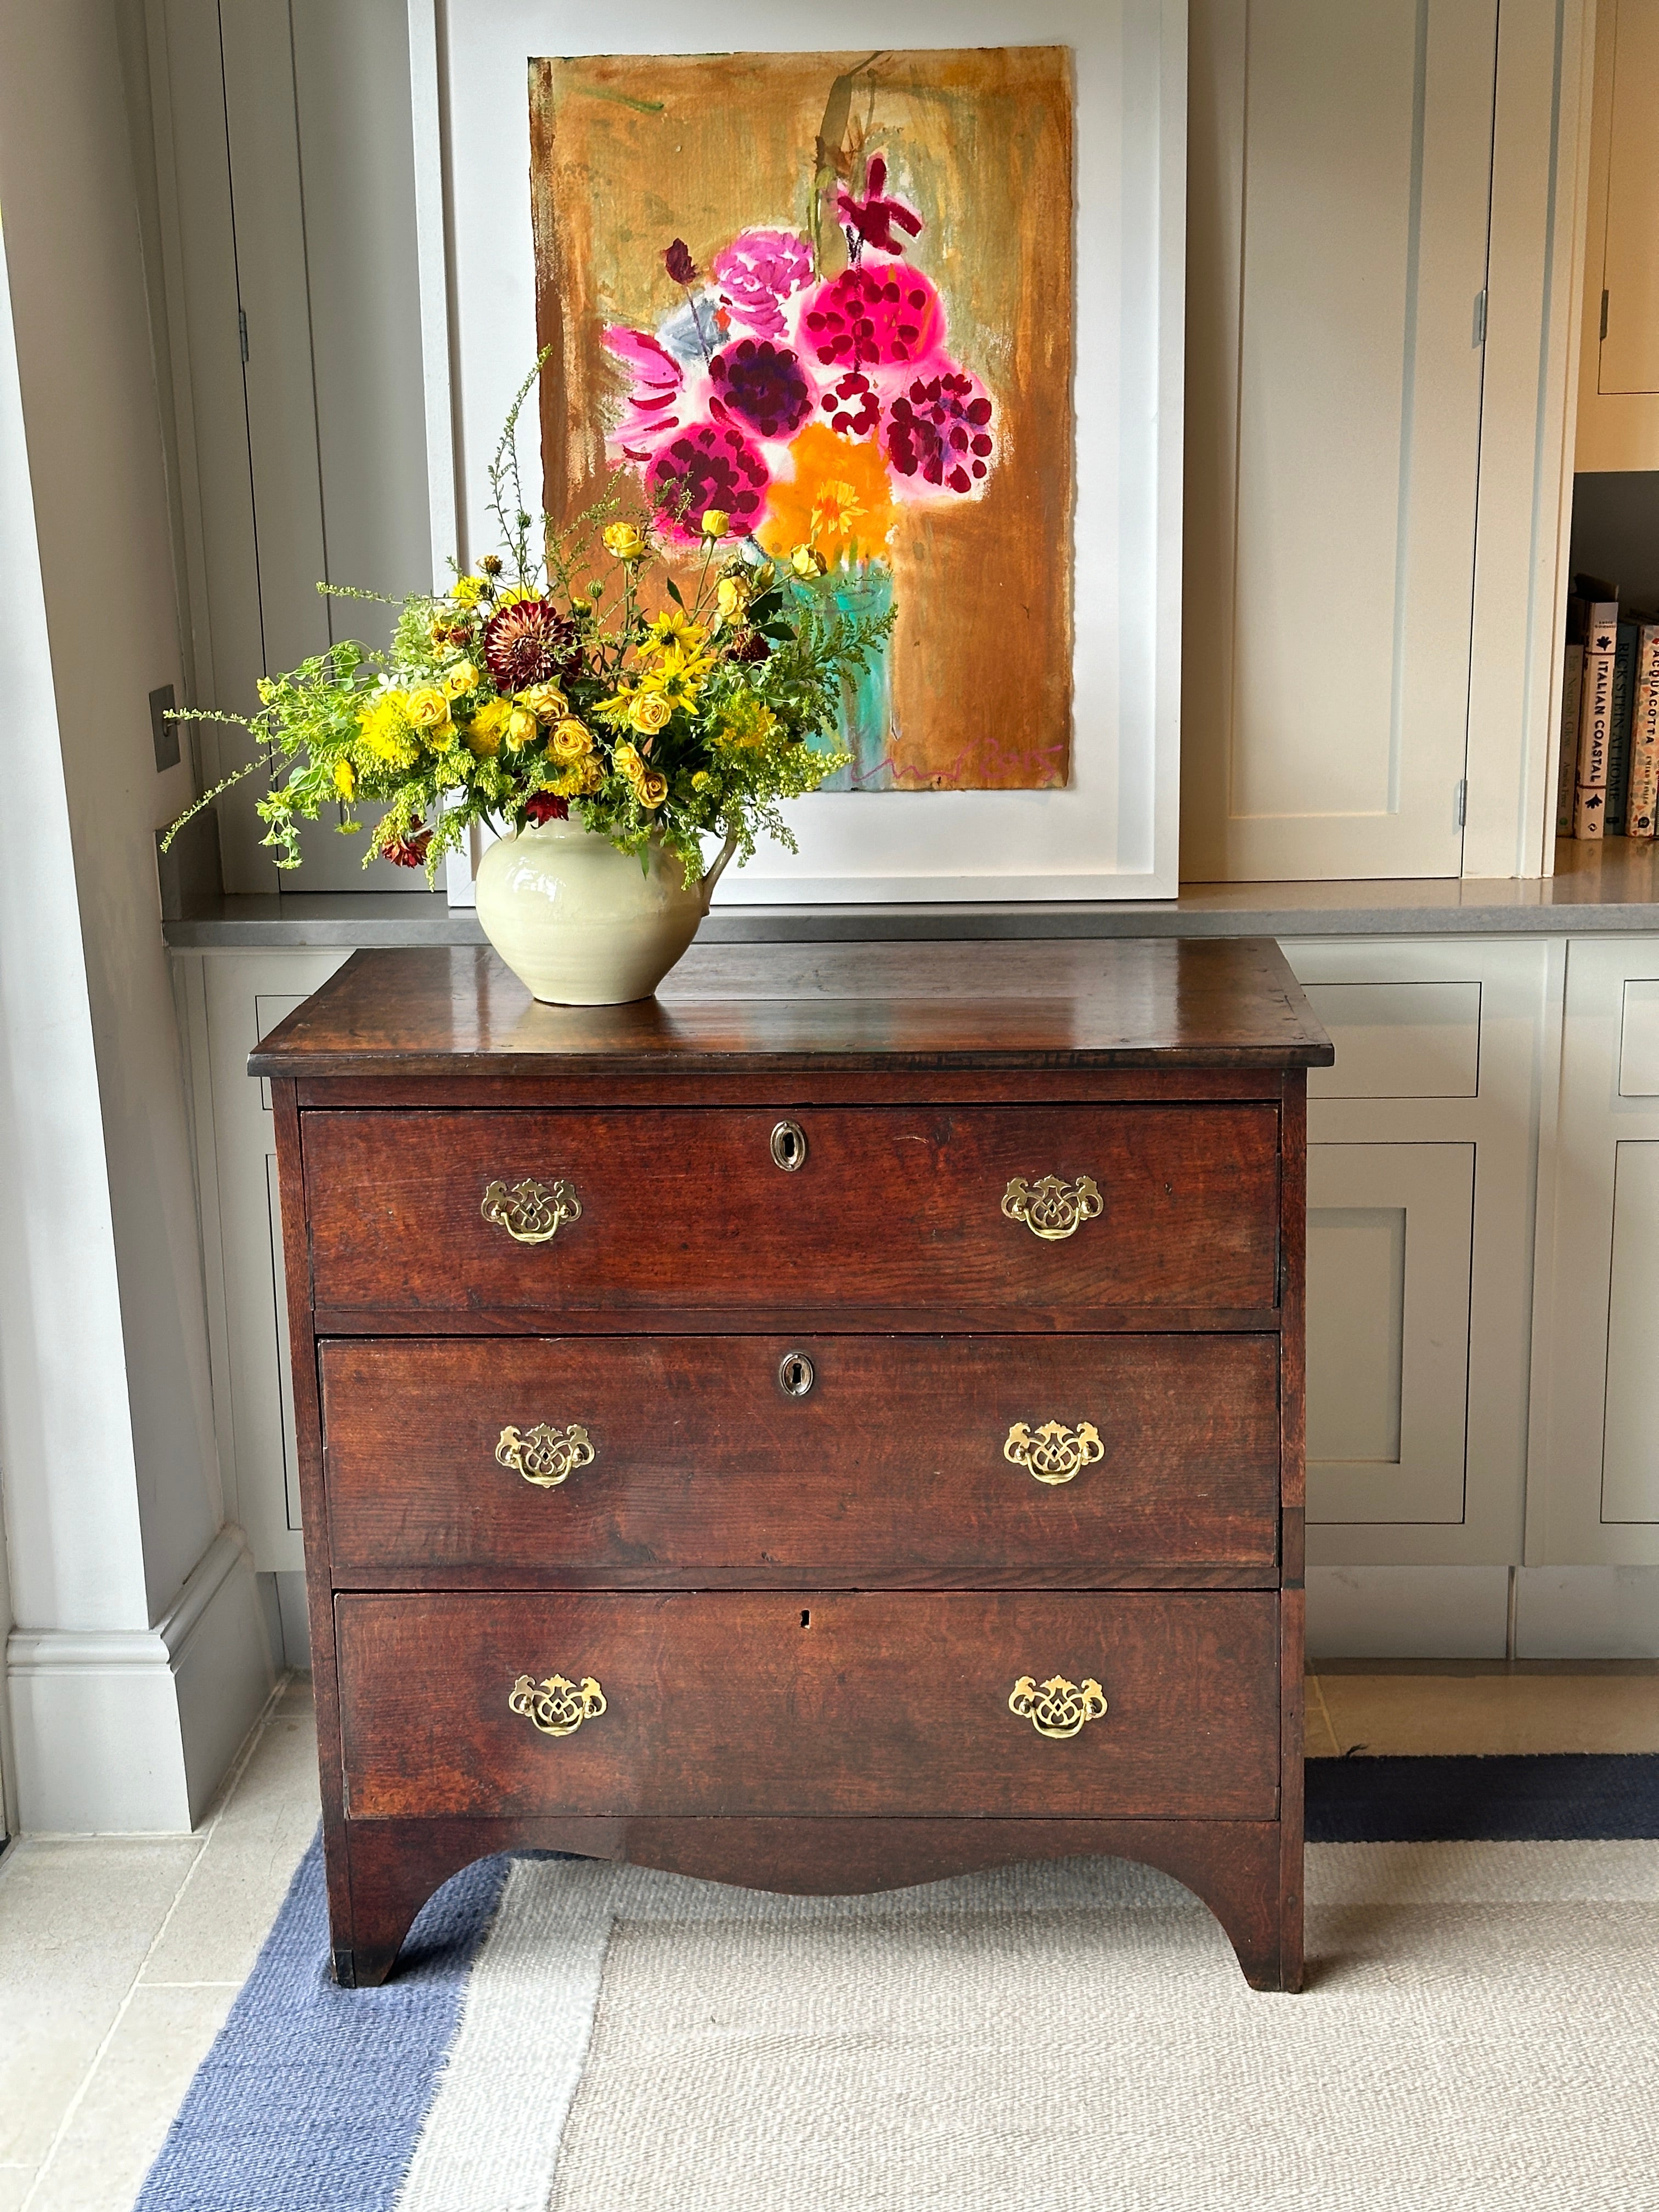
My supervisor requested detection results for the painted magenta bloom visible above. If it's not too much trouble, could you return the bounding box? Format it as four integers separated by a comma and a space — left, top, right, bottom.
602, 326, 691, 462
645, 421, 769, 541
885, 365, 995, 497
800, 262, 945, 377
709, 337, 814, 441
712, 229, 814, 339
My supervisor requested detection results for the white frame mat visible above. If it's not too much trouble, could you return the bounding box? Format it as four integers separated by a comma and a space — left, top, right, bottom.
410, 0, 1186, 906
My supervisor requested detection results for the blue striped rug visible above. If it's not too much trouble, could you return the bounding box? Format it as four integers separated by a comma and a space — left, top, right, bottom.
134, 1755, 1659, 2212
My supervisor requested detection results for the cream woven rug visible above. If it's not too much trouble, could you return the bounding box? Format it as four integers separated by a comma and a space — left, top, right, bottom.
136, 1836, 1659, 2211
490, 1847, 1658, 2212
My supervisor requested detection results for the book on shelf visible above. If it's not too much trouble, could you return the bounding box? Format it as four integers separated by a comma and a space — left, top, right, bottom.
1628, 620, 1659, 839
1607, 620, 1640, 834
1556, 603, 1585, 836
1573, 595, 1620, 839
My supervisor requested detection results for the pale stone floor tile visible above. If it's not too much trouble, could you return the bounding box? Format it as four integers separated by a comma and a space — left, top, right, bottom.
1316, 1669, 1659, 1756
144, 1680, 320, 1987
24, 1983, 238, 2212
0, 2166, 32, 2212
0, 1838, 201, 2171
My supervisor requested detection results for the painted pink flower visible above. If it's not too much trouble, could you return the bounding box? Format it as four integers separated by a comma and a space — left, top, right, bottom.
712, 229, 814, 340
836, 156, 923, 261
602, 326, 691, 462
709, 337, 815, 441
885, 364, 995, 496
645, 419, 769, 540
819, 368, 883, 440
800, 262, 945, 377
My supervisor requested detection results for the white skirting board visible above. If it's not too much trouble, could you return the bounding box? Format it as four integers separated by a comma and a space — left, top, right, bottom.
1309, 1565, 1659, 1660
4, 1527, 275, 1833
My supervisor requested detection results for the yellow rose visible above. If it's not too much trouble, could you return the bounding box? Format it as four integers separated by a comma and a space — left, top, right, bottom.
791, 544, 827, 578
613, 741, 644, 783
701, 509, 730, 539
407, 686, 449, 730
637, 770, 669, 808
506, 705, 540, 751
464, 697, 512, 757
716, 574, 752, 621
516, 681, 567, 723
332, 758, 356, 799
551, 718, 592, 762
443, 661, 479, 698
628, 689, 674, 736
603, 522, 649, 561
450, 574, 486, 606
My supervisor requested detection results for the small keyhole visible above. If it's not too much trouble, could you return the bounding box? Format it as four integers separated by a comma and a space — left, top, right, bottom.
778, 1351, 816, 1397
800, 1610, 811, 1628
770, 1120, 808, 1172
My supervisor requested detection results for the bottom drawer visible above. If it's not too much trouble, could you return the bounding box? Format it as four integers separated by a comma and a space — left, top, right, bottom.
336, 1591, 1281, 1822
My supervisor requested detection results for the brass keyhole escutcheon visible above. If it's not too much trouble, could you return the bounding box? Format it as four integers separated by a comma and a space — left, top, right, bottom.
778, 1350, 816, 1398
770, 1119, 808, 1172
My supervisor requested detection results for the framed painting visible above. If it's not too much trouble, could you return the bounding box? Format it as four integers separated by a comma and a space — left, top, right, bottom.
412, 1, 1185, 901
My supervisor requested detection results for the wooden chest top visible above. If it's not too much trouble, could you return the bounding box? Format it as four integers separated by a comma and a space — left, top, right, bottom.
250, 939, 1334, 1082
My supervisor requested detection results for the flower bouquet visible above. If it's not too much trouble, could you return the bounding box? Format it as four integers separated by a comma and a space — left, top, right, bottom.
164, 360, 891, 1003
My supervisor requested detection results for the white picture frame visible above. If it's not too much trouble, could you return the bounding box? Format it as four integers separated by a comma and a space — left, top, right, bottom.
409, 0, 1186, 905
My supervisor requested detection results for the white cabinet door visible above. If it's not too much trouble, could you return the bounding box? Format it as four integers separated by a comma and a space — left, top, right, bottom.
177, 950, 351, 1569
1529, 938, 1659, 1565
1576, 0, 1659, 469
1184, 0, 1498, 878
1286, 940, 1550, 1565
1307, 1141, 1475, 1524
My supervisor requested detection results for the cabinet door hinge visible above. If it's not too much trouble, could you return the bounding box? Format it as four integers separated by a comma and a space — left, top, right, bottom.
1601, 289, 1610, 343
1454, 777, 1468, 828
1472, 287, 1487, 347
239, 307, 249, 365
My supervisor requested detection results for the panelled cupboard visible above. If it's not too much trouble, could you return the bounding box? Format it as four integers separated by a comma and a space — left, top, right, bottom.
170, 930, 1659, 1664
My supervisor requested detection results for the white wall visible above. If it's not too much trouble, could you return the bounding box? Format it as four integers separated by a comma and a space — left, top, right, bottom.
0, 0, 272, 1831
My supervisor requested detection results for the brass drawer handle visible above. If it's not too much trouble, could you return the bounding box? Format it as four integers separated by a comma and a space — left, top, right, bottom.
509, 1672, 606, 1737
1003, 1420, 1104, 1486
1008, 1674, 1108, 1739
481, 1177, 581, 1244
496, 1423, 595, 1488
1001, 1174, 1102, 1242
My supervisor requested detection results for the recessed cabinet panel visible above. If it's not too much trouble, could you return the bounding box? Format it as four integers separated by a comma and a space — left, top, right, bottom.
1304, 981, 1482, 1100
1600, 1143, 1659, 1522
1616, 978, 1659, 1096
1597, 0, 1659, 397
1306, 1143, 1474, 1525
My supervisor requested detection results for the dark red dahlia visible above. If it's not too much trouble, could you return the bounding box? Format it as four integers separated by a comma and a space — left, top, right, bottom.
885, 369, 995, 495
800, 264, 944, 373
708, 339, 812, 439
381, 827, 433, 868
645, 421, 769, 543
727, 626, 771, 663
481, 596, 582, 691
522, 793, 569, 824
820, 369, 882, 439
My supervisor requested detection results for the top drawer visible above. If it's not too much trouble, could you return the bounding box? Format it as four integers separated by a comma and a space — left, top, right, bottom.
301, 1103, 1281, 1327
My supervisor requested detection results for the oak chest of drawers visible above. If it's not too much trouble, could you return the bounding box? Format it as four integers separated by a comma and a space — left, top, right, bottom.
254, 938, 1332, 1990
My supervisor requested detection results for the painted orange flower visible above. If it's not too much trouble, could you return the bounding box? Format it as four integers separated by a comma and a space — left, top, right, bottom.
759, 423, 897, 568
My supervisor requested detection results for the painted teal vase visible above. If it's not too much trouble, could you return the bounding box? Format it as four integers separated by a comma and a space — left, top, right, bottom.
804, 561, 895, 792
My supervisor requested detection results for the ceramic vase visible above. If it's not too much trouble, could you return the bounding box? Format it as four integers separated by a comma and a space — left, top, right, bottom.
473, 816, 737, 1006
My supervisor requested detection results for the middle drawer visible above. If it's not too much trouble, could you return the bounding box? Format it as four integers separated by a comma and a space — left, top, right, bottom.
319, 1334, 1280, 1582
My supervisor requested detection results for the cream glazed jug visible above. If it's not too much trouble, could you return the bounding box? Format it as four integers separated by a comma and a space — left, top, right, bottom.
472, 815, 739, 1005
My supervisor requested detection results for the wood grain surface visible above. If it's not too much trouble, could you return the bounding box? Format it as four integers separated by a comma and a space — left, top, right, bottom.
250, 940, 1335, 1080
319, 1333, 1281, 1579
335, 1589, 1280, 1823
301, 1102, 1281, 1324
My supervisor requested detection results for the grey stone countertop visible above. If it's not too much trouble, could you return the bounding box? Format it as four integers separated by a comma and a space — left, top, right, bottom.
161, 836, 1659, 947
